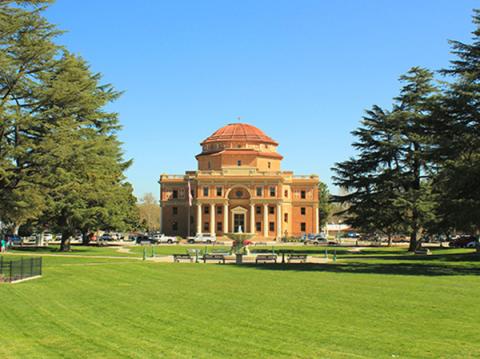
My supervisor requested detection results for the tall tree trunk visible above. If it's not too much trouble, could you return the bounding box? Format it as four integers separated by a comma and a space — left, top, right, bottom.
59, 231, 72, 252
81, 231, 90, 245
387, 234, 392, 247
408, 232, 417, 252
476, 229, 480, 254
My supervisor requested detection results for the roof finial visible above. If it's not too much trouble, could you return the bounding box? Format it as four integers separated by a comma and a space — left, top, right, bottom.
236, 116, 242, 122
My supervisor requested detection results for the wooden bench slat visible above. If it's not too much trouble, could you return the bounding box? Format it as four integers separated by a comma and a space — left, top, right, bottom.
255, 254, 277, 264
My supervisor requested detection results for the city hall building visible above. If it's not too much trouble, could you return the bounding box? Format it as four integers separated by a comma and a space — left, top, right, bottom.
159, 123, 320, 240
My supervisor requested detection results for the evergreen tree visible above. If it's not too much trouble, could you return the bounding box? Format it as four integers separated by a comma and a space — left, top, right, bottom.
0, 0, 60, 232
34, 53, 138, 251
435, 9, 480, 249
333, 68, 439, 250
0, 2, 139, 249
332, 105, 405, 245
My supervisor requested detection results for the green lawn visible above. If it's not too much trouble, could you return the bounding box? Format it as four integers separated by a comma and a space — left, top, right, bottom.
0, 247, 479, 358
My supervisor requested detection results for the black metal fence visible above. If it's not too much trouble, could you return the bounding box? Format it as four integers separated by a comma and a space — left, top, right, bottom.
0, 257, 42, 283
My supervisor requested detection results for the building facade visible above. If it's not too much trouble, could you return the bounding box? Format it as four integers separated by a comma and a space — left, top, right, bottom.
159, 123, 320, 240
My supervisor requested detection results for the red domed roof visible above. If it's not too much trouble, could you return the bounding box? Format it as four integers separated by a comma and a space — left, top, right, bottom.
201, 123, 278, 146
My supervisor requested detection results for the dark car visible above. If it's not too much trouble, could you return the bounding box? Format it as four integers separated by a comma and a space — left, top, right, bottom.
342, 232, 360, 239
450, 236, 477, 248
99, 234, 114, 241
5, 234, 22, 244
135, 235, 156, 245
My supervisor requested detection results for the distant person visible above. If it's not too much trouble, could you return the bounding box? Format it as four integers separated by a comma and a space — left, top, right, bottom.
1, 238, 6, 253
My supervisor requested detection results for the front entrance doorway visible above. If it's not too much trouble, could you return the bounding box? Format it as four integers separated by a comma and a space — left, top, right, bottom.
234, 213, 245, 233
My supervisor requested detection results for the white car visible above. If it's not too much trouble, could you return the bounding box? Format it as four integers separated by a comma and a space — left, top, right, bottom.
43, 232, 53, 241
187, 233, 216, 244
150, 234, 178, 244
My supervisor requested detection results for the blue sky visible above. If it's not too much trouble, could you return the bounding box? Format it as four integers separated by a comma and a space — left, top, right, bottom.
44, 0, 478, 199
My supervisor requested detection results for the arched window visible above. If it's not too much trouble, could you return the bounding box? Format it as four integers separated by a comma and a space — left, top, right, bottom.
237, 160, 242, 166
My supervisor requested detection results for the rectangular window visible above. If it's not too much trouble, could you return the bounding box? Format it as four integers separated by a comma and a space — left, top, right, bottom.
256, 187, 263, 196
256, 206, 261, 215
301, 207, 306, 215
256, 222, 261, 231
216, 187, 222, 196
204, 206, 209, 214
301, 222, 306, 232
217, 222, 222, 231
269, 206, 274, 215
284, 213, 288, 222
217, 206, 222, 215
268, 162, 271, 169
203, 187, 209, 197
172, 207, 178, 215
301, 190, 306, 199
270, 187, 276, 197
284, 190, 288, 197
204, 222, 209, 231
237, 160, 242, 166
269, 222, 275, 232
172, 222, 178, 231
172, 190, 178, 199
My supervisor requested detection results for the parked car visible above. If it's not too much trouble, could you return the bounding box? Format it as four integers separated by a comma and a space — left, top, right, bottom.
5, 234, 22, 244
134, 235, 156, 245
302, 233, 336, 246
301, 233, 325, 241
187, 233, 216, 244
149, 234, 177, 244
450, 235, 477, 248
43, 232, 53, 242
342, 231, 360, 239
99, 233, 114, 241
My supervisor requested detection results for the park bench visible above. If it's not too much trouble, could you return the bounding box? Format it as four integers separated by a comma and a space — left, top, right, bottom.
287, 254, 307, 263
203, 254, 226, 264
210, 248, 230, 255
255, 254, 277, 264
414, 248, 432, 255
173, 254, 193, 262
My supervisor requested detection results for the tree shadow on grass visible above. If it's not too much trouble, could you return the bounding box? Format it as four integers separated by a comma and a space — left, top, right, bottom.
344, 251, 479, 263
240, 261, 480, 276
10, 244, 118, 254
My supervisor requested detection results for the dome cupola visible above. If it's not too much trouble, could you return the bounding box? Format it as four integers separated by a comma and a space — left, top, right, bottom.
196, 123, 282, 172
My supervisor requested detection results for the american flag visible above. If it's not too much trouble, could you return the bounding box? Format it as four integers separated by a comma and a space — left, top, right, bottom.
188, 180, 193, 206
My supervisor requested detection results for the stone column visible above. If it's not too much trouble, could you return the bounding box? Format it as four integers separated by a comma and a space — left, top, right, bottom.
196, 203, 202, 235
315, 206, 320, 234
263, 204, 269, 238
159, 204, 163, 234
159, 183, 163, 234
276, 204, 282, 240
250, 204, 255, 234
223, 203, 229, 234
210, 203, 215, 236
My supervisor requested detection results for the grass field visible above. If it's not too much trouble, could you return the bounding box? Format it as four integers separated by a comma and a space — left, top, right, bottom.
0, 246, 479, 358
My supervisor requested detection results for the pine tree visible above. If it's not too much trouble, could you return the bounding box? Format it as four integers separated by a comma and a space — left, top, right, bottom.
333, 68, 439, 250
0, 0, 61, 232
0, 2, 139, 249
332, 105, 405, 245
435, 9, 480, 249
34, 53, 138, 251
